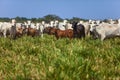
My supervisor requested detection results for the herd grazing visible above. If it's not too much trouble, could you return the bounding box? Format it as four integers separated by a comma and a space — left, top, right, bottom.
0, 18, 120, 41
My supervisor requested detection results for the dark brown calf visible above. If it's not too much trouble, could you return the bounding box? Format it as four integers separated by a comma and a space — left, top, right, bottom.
43, 27, 57, 35
27, 27, 39, 37
49, 27, 57, 35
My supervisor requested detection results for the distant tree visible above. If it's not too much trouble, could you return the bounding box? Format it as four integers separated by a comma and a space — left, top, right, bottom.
0, 17, 11, 22
43, 14, 63, 22
31, 18, 37, 23
37, 18, 45, 22
15, 16, 21, 22
69, 17, 80, 23
69, 17, 88, 23
15, 16, 28, 23
64, 18, 70, 22
103, 19, 109, 23
21, 17, 28, 22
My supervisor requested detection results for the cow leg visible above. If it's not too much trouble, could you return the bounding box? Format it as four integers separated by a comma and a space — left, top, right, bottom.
100, 34, 105, 41
40, 31, 43, 38
55, 34, 59, 39
3, 31, 6, 38
0, 32, 3, 37
41, 33, 43, 38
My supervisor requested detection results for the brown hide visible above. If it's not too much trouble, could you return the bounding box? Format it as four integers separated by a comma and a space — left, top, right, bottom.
55, 29, 73, 39
27, 27, 38, 37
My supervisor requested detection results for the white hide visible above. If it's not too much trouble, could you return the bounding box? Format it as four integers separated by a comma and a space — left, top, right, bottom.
58, 20, 68, 30
0, 22, 12, 38
90, 19, 120, 41
66, 23, 73, 30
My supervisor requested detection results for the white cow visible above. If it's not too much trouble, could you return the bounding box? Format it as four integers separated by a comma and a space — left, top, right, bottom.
54, 20, 59, 28
90, 19, 120, 41
58, 20, 68, 30
0, 22, 12, 37
36, 23, 45, 37
0, 19, 17, 38
49, 21, 54, 27
66, 23, 73, 30
31, 23, 36, 29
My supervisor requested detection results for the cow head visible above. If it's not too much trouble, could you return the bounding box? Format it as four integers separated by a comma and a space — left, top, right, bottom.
89, 21, 99, 39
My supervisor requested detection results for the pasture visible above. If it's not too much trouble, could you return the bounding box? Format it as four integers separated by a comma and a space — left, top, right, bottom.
0, 34, 120, 80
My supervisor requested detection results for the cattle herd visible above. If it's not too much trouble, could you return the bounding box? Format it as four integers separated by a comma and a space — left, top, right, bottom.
0, 19, 120, 41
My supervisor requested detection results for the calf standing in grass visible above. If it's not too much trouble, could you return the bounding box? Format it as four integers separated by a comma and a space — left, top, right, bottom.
55, 29, 73, 39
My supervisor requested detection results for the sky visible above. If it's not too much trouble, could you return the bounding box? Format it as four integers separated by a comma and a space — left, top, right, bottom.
0, 0, 120, 20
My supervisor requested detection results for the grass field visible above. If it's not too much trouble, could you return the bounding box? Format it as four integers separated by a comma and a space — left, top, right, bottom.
0, 34, 120, 80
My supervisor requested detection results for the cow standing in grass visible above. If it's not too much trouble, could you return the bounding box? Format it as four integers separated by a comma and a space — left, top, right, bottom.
55, 29, 73, 39
72, 22, 85, 38
90, 19, 120, 41
0, 22, 12, 38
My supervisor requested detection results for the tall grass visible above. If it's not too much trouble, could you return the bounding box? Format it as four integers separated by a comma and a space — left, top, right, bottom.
0, 35, 120, 80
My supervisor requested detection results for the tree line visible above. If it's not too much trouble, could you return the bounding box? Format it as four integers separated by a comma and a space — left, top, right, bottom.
0, 14, 88, 23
